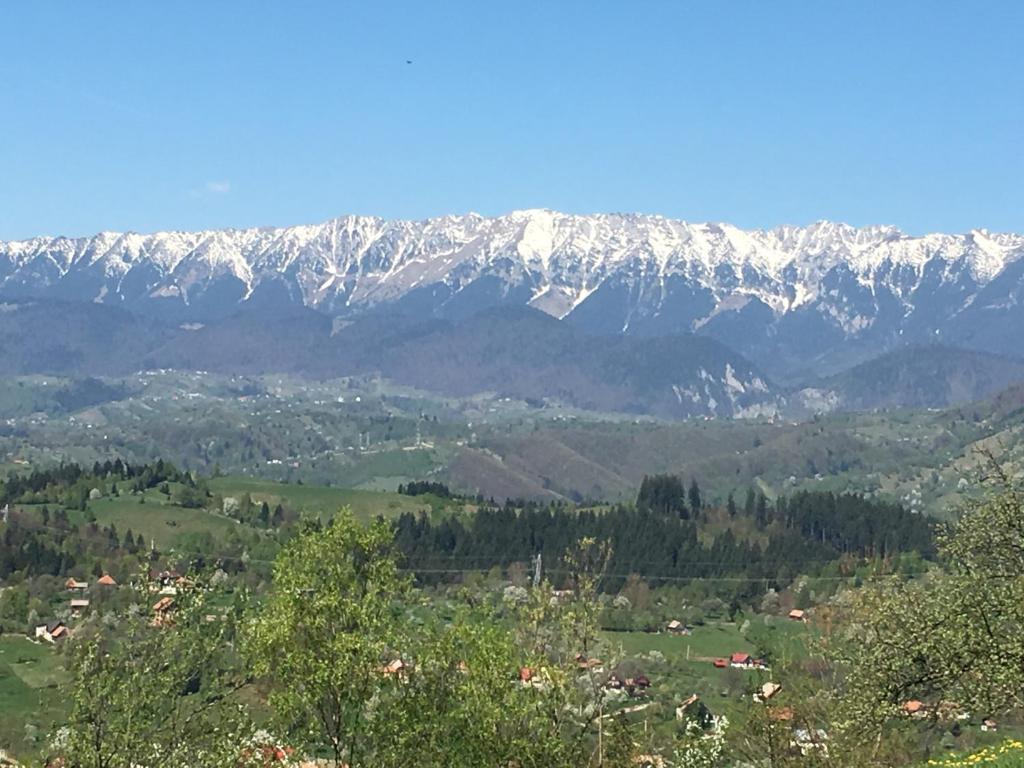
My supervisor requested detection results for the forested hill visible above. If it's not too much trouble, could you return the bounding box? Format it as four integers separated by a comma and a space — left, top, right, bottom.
0, 462, 933, 602
395, 481, 934, 598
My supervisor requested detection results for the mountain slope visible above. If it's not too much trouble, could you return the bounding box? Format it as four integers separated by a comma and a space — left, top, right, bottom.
802, 345, 1024, 412
0, 300, 781, 419
0, 299, 169, 375
344, 305, 780, 418
3, 211, 1023, 377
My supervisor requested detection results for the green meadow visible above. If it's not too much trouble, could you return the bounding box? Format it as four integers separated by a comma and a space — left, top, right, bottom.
0, 635, 68, 759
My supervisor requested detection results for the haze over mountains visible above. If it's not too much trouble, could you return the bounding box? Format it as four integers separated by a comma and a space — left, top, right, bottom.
3, 210, 1024, 418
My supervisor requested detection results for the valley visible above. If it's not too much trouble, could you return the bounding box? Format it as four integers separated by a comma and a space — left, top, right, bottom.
5, 3, 1023, 764
1, 369, 1022, 516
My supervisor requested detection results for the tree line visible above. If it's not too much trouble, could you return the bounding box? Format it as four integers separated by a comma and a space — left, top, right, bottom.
394, 484, 934, 597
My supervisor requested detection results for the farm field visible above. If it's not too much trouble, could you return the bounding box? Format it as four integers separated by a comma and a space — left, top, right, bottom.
1, 369, 1024, 514
0, 635, 68, 760
208, 476, 430, 520
601, 616, 815, 725
12, 476, 434, 554
86, 491, 244, 549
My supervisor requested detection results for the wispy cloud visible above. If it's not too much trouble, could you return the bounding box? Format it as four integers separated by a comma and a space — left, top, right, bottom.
190, 180, 232, 198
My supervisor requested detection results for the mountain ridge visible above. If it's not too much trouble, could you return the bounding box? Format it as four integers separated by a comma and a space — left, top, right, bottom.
3, 210, 1024, 377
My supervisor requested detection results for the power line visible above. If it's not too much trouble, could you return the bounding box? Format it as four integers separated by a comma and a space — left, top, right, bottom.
4, 509, 938, 583
8, 513, 929, 569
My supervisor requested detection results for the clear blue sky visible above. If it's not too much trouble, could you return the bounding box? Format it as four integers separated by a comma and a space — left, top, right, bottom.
1, 1, 1022, 240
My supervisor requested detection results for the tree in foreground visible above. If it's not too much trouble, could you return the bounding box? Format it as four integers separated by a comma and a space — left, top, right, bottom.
372, 605, 589, 768
245, 512, 409, 767
829, 471, 1024, 764
53, 574, 254, 768
249, 512, 634, 767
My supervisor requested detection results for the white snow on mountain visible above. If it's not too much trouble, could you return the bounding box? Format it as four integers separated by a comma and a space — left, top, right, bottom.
1, 211, 1022, 347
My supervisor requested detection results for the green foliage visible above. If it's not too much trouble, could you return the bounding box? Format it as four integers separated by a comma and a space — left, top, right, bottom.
247, 517, 627, 767
638, 474, 689, 519
244, 510, 410, 766
56, 577, 254, 768
829, 475, 1024, 762
395, 491, 932, 601
0, 635, 68, 758
372, 609, 578, 768
398, 480, 451, 498
668, 720, 729, 768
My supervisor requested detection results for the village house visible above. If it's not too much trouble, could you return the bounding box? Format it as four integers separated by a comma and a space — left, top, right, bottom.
96, 574, 117, 587
34, 621, 68, 643
666, 619, 690, 635
788, 609, 807, 622
379, 658, 408, 678
65, 578, 88, 592
152, 596, 175, 627
518, 666, 550, 690
675, 693, 700, 721
770, 707, 795, 722
150, 568, 187, 595
903, 700, 925, 718
754, 681, 783, 702
69, 598, 90, 618
729, 652, 766, 670
675, 693, 715, 729
618, 674, 651, 697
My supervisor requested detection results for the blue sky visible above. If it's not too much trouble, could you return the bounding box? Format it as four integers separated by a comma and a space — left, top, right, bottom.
1, 1, 1021, 239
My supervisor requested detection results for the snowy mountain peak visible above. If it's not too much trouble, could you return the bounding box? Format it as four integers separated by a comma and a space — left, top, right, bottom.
1, 211, 1023, 376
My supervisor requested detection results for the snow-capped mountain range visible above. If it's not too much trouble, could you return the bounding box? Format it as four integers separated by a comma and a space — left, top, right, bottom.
3, 210, 1023, 378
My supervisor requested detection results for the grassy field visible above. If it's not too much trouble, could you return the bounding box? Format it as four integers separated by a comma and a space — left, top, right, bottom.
605, 622, 755, 661
208, 476, 430, 520
604, 614, 810, 663
922, 740, 1024, 767
14, 477, 434, 552
86, 490, 244, 549
0, 635, 68, 760
600, 616, 814, 726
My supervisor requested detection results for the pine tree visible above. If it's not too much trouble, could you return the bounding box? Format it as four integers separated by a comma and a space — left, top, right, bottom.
755, 493, 769, 528
688, 479, 703, 516
744, 488, 756, 518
